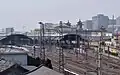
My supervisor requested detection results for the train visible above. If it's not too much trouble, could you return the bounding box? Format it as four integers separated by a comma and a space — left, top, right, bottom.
104, 47, 118, 56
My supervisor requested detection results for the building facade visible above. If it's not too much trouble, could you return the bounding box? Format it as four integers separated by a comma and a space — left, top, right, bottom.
84, 20, 93, 30
6, 27, 14, 34
107, 25, 120, 34
109, 19, 116, 25
92, 14, 109, 30
1, 52, 28, 66
116, 16, 120, 25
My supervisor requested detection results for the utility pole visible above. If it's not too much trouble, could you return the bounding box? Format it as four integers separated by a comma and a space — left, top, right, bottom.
58, 21, 64, 74
39, 22, 45, 63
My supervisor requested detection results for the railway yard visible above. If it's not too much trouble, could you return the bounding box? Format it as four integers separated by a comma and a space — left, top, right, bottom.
26, 44, 120, 75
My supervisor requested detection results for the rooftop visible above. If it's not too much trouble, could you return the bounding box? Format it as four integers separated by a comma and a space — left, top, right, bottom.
0, 58, 14, 72
26, 66, 63, 75
21, 66, 37, 71
0, 45, 29, 54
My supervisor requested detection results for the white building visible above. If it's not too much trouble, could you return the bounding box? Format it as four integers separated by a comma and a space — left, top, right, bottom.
92, 14, 109, 30
83, 20, 93, 30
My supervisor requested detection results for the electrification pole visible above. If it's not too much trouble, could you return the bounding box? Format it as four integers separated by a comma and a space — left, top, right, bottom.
85, 29, 88, 61
58, 21, 64, 74
97, 26, 104, 75
48, 29, 52, 52
33, 30, 36, 58
39, 22, 45, 63
39, 23, 42, 58
76, 29, 78, 60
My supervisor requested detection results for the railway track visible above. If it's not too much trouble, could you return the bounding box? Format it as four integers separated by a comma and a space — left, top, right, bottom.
46, 49, 120, 75
26, 45, 120, 75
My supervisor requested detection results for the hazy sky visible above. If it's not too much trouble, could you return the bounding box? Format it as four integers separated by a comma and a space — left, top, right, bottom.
0, 0, 119, 31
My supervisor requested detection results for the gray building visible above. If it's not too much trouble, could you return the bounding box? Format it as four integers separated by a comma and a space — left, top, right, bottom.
92, 14, 109, 30
116, 16, 120, 25
6, 27, 14, 34
84, 20, 93, 30
109, 19, 116, 25
0, 47, 28, 66
108, 25, 120, 33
